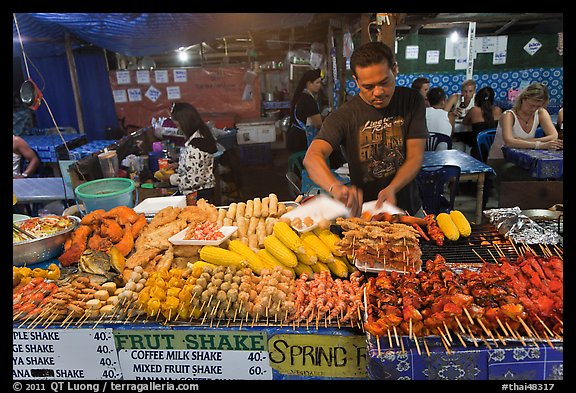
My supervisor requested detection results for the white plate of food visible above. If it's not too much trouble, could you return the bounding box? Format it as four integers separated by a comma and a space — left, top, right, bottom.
168, 225, 237, 246
134, 195, 187, 216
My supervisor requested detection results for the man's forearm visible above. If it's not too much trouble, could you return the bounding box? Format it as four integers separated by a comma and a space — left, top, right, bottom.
303, 150, 340, 192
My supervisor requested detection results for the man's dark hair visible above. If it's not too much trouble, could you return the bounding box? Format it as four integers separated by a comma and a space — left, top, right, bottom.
350, 41, 395, 78
427, 87, 447, 107
411, 77, 430, 90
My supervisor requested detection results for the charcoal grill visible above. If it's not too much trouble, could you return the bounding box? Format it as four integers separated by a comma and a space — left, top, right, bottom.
420, 223, 560, 264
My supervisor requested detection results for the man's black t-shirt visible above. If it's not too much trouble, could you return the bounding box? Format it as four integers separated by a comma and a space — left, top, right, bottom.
315, 86, 428, 214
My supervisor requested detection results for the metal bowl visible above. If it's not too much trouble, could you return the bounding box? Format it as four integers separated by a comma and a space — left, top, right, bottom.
13, 216, 81, 266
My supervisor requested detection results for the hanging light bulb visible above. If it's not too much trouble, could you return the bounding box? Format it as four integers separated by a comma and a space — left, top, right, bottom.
450, 31, 459, 43
177, 47, 189, 62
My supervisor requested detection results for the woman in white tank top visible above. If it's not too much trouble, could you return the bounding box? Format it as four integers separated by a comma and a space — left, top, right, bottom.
486, 83, 562, 190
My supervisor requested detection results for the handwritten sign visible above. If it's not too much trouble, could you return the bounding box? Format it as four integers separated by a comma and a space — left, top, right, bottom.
426, 50, 440, 64
405, 45, 419, 60
13, 329, 122, 380
136, 70, 151, 84
524, 38, 542, 56
128, 88, 142, 102
493, 51, 507, 65
268, 334, 367, 378
112, 90, 127, 103
166, 86, 181, 100
155, 70, 169, 83
116, 71, 131, 85
145, 85, 162, 102
114, 330, 273, 380
173, 69, 188, 83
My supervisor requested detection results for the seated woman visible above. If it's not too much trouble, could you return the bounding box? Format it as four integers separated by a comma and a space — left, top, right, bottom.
487, 82, 562, 185
462, 86, 503, 159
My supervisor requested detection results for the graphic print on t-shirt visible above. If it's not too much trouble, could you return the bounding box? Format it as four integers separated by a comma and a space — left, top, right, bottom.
358, 116, 405, 181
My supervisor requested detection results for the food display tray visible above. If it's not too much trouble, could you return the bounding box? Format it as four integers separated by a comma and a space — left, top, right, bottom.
168, 225, 238, 246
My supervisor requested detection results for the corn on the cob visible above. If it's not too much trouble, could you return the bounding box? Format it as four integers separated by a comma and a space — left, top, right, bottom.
264, 234, 298, 267
339, 255, 357, 274
449, 210, 472, 237
327, 256, 349, 278
199, 246, 247, 267
273, 221, 306, 254
228, 239, 270, 275
310, 260, 331, 274
436, 213, 460, 241
296, 243, 318, 265
293, 262, 314, 278
300, 231, 336, 263
189, 260, 218, 276
313, 228, 344, 256
257, 249, 295, 275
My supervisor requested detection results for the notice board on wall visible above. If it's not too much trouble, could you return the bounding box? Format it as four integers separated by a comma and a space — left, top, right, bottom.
109, 67, 261, 129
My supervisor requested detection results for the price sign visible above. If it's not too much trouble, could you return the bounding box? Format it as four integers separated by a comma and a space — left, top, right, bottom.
114, 330, 273, 380
13, 329, 122, 380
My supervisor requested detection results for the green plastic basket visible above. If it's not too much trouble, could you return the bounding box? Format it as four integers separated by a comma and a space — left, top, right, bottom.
75, 177, 136, 214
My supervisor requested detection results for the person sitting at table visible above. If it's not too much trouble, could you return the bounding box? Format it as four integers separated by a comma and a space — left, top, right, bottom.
462, 86, 503, 159
411, 77, 430, 107
444, 79, 476, 119
158, 102, 217, 202
556, 107, 563, 136
487, 82, 562, 185
13, 134, 40, 179
425, 87, 454, 150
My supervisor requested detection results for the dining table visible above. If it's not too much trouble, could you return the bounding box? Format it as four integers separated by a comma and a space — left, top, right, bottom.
423, 149, 496, 223
501, 146, 563, 179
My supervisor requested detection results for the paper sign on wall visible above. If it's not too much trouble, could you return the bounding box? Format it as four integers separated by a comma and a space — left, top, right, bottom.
524, 38, 542, 56
426, 50, 440, 64
136, 70, 151, 84
455, 58, 468, 70
405, 45, 419, 60
166, 86, 181, 100
493, 51, 507, 65
113, 90, 127, 103
155, 70, 169, 83
145, 85, 162, 102
174, 69, 188, 83
128, 88, 142, 102
116, 71, 131, 85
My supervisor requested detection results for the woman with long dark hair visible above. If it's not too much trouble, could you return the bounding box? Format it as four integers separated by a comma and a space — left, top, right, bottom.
286, 69, 323, 153
162, 102, 217, 202
462, 86, 503, 159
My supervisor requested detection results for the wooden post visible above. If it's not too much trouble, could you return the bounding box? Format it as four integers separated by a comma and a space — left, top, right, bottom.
65, 33, 85, 134
360, 13, 371, 45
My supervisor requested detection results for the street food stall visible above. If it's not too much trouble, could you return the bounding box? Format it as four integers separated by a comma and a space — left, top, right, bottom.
12, 192, 563, 381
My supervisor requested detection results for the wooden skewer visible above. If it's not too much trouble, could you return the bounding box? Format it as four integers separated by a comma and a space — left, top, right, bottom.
387, 329, 393, 348
493, 243, 505, 258
454, 316, 467, 334
476, 318, 498, 346
471, 249, 487, 264
376, 335, 381, 356
517, 316, 534, 338
438, 330, 451, 354
392, 325, 400, 347
509, 241, 520, 256
533, 314, 555, 338
436, 327, 451, 349
495, 317, 509, 337
541, 329, 556, 349
43, 312, 61, 330
399, 333, 405, 354
466, 326, 479, 347
443, 321, 453, 343
553, 315, 563, 326
422, 336, 431, 357
463, 307, 475, 325
413, 334, 422, 356
487, 249, 500, 264
455, 331, 467, 347
479, 334, 492, 350
409, 318, 413, 339
61, 310, 76, 329
92, 310, 107, 329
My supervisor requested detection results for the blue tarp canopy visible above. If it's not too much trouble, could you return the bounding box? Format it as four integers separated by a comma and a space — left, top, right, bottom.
13, 13, 317, 57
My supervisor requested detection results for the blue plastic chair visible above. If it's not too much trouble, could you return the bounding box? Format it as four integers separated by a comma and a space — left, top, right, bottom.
416, 165, 461, 215
476, 129, 496, 162
426, 132, 453, 151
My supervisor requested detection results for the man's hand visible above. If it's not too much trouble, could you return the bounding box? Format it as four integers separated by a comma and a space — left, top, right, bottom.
376, 187, 397, 209
331, 184, 363, 217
